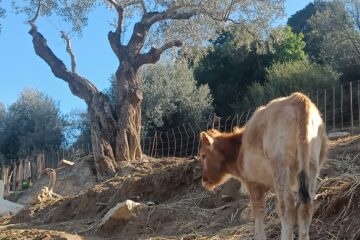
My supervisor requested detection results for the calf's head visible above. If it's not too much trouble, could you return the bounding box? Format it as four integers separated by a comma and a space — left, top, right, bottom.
199, 128, 242, 190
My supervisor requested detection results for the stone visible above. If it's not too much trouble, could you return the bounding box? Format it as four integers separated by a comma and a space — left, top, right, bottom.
328, 132, 351, 139
100, 200, 147, 228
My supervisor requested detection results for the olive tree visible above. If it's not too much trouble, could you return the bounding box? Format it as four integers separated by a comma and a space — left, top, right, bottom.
0, 89, 64, 161
12, 0, 284, 179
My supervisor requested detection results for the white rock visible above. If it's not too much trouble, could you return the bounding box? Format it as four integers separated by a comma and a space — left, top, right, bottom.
328, 132, 351, 139
100, 200, 146, 227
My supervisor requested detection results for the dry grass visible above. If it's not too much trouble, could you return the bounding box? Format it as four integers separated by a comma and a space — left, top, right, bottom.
2, 136, 360, 239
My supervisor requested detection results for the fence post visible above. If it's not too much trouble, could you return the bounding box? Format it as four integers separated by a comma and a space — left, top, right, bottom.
316, 91, 319, 107
333, 86, 336, 131
172, 129, 177, 157
166, 131, 170, 157
178, 127, 183, 157
188, 123, 196, 156
350, 82, 354, 131
358, 80, 360, 126
324, 89, 327, 128
341, 84, 343, 129
12, 162, 17, 191
231, 114, 237, 130
183, 124, 190, 157
237, 112, 244, 126
159, 132, 164, 158
245, 109, 251, 123
224, 116, 231, 132
151, 131, 157, 158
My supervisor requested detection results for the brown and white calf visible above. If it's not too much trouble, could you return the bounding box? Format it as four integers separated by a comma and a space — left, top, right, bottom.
199, 92, 327, 240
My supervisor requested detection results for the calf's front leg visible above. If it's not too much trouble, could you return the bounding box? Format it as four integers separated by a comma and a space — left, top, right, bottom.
248, 183, 267, 240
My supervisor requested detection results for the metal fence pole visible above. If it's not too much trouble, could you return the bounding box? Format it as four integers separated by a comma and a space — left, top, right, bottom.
189, 123, 196, 156
333, 86, 336, 131
231, 114, 237, 130
172, 129, 177, 156
237, 112, 244, 126
151, 131, 157, 158
166, 132, 170, 157
159, 132, 164, 158
224, 116, 231, 132
350, 82, 354, 131
324, 89, 327, 127
245, 109, 251, 123
183, 124, 190, 157
358, 80, 360, 126
341, 84, 343, 129
316, 91, 319, 107
178, 127, 183, 157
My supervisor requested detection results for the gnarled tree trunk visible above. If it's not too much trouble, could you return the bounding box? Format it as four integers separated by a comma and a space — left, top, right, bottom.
27, 1, 193, 179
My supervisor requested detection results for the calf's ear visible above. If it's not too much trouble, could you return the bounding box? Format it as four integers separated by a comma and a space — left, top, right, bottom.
200, 132, 214, 146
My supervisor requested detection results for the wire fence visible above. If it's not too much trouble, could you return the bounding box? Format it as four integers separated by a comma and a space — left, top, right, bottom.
1, 80, 360, 193
141, 80, 360, 158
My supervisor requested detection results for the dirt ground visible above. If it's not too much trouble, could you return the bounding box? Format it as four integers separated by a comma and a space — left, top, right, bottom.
1, 135, 360, 240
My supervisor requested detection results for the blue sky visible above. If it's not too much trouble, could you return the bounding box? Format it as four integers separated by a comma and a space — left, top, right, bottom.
0, 0, 312, 114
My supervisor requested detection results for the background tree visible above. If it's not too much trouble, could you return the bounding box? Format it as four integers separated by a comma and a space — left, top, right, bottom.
12, 0, 284, 178
288, 1, 360, 82
0, 89, 64, 163
194, 25, 305, 115
138, 61, 213, 135
240, 60, 340, 110
64, 109, 91, 149
271, 26, 307, 63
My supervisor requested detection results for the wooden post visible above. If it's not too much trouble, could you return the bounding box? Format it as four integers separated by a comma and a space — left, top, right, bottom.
12, 162, 17, 191
1, 165, 10, 196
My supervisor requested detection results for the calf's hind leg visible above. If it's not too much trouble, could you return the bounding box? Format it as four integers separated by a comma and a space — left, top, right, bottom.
273, 164, 296, 240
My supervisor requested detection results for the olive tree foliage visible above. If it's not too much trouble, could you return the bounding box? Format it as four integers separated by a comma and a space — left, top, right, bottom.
12, 0, 284, 178
0, 0, 5, 33
0, 89, 65, 163
240, 60, 340, 110
139, 62, 213, 135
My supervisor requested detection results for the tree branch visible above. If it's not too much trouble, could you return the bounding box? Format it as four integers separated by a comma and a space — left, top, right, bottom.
28, 0, 41, 29
28, 26, 98, 104
126, 7, 197, 60
60, 31, 77, 73
107, 0, 126, 60
139, 0, 147, 13
135, 40, 183, 67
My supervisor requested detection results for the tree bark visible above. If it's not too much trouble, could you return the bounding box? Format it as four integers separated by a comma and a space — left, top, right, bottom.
114, 62, 143, 162
28, 26, 118, 180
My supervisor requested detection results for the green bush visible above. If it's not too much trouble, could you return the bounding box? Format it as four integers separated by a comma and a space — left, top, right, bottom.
239, 60, 340, 111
